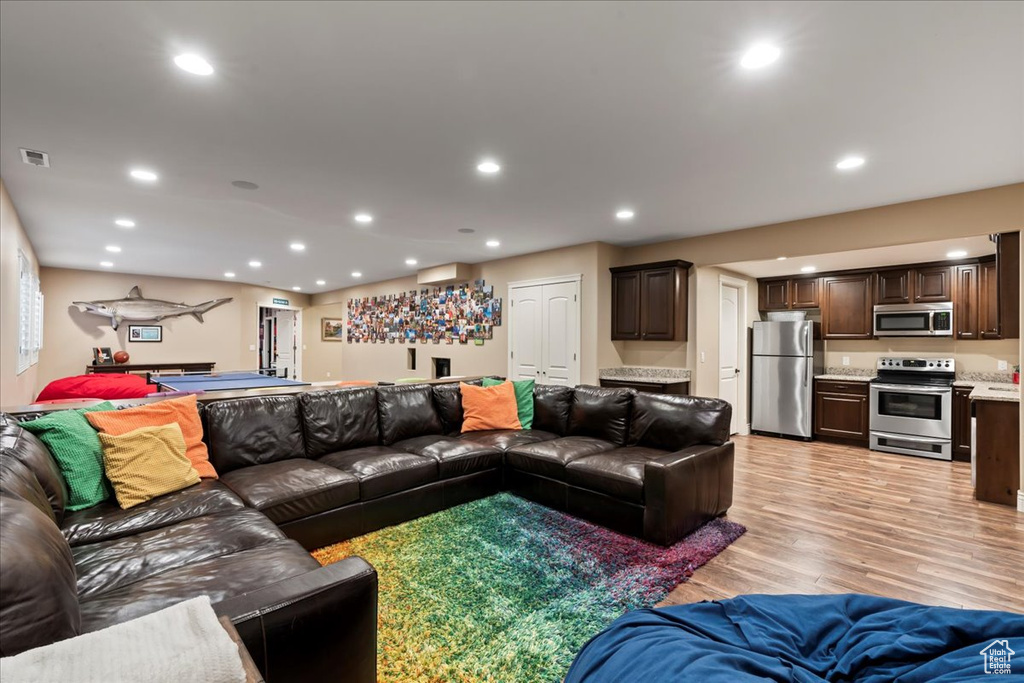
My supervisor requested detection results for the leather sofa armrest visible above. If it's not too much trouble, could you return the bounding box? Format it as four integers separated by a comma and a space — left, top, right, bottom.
214, 557, 377, 683
642, 442, 734, 546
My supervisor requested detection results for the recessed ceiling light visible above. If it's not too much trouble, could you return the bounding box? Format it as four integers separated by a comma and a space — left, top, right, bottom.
740, 43, 781, 69
174, 53, 214, 76
477, 159, 501, 175
351, 271, 362, 278
836, 156, 866, 170
129, 168, 158, 182
615, 208, 635, 221
776, 256, 788, 261
405, 258, 418, 266
289, 242, 306, 251
224, 272, 235, 278
946, 250, 968, 258
114, 218, 135, 228
353, 213, 373, 224
292, 286, 302, 291
316, 279, 326, 286
231, 180, 259, 190
105, 245, 122, 253
100, 261, 114, 268
800, 266, 817, 273
458, 228, 476, 234
486, 239, 501, 248
248, 260, 262, 268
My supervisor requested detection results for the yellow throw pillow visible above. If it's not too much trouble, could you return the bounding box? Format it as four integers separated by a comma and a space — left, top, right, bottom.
98, 424, 200, 509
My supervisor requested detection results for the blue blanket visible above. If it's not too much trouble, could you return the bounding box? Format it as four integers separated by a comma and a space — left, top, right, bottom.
565, 594, 1024, 682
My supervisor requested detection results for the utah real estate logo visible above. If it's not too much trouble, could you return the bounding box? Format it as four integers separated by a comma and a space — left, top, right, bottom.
980, 640, 1015, 675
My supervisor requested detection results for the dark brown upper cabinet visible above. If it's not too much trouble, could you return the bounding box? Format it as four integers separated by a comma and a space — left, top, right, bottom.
980, 258, 1000, 339
758, 279, 790, 311
610, 260, 691, 341
996, 231, 1020, 339
953, 263, 979, 339
913, 265, 952, 303
757, 277, 819, 311
875, 269, 911, 304
821, 274, 873, 339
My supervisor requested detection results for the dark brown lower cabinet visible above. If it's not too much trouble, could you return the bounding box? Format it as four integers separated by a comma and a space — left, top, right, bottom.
951, 386, 973, 462
974, 399, 1020, 506
813, 380, 869, 445
599, 379, 690, 395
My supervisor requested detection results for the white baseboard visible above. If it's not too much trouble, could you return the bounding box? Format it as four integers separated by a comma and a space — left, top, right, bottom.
1018, 489, 1024, 514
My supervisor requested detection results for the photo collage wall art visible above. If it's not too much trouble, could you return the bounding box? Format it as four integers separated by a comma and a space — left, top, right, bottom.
347, 281, 501, 344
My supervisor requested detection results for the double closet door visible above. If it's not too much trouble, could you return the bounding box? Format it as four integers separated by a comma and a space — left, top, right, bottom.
508, 279, 580, 386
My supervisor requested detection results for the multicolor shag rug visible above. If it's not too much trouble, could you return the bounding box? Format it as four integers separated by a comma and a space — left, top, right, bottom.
313, 493, 745, 683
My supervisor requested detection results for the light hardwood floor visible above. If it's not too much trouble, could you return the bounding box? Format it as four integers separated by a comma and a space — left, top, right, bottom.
661, 435, 1024, 613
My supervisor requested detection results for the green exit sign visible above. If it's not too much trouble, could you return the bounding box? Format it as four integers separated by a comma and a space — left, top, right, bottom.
272, 298, 289, 306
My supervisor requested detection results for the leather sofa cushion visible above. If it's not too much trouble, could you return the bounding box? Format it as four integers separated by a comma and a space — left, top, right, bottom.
73, 508, 287, 599
61, 480, 245, 547
319, 446, 437, 500
1, 456, 55, 522
377, 385, 444, 445
506, 436, 617, 480
0, 496, 80, 657
204, 396, 305, 474
457, 429, 559, 452
394, 436, 502, 479
78, 540, 318, 635
300, 388, 381, 458
532, 385, 574, 435
431, 380, 482, 435
565, 446, 670, 503
629, 394, 732, 450
220, 460, 359, 524
1, 415, 68, 522
568, 386, 634, 445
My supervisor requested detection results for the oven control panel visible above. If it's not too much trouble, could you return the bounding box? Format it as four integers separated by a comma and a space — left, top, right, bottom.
876, 357, 955, 371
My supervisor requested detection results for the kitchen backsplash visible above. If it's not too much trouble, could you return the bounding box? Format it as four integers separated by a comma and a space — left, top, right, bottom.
823, 338, 1018, 373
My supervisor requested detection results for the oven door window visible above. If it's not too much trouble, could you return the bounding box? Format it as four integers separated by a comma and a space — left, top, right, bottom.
877, 390, 943, 420
876, 313, 930, 331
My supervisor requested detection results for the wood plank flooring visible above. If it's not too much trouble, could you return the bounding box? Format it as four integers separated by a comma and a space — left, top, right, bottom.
661, 435, 1024, 613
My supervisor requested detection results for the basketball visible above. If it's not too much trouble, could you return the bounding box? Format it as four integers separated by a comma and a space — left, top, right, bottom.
113, 350, 130, 364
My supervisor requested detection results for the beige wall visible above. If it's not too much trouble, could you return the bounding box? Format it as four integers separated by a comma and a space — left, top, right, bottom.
37, 267, 310, 392
305, 242, 624, 385
824, 338, 1019, 372
0, 179, 40, 406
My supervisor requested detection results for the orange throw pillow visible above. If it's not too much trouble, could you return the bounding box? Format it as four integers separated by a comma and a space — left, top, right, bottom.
85, 395, 217, 479
460, 381, 522, 433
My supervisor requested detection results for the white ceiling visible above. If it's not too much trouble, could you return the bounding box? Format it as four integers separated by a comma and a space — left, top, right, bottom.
719, 235, 996, 278
1, 1, 1022, 292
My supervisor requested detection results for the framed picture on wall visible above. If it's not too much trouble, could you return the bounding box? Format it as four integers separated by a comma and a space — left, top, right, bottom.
92, 347, 114, 365
128, 325, 162, 342
322, 317, 345, 341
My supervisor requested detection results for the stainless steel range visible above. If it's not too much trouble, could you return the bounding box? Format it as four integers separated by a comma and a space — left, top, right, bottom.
869, 357, 955, 461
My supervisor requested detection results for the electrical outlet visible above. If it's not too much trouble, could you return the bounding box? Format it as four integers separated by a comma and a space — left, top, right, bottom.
249, 344, 256, 351
998, 360, 1008, 371
700, 351, 706, 363
326, 372, 331, 378
842, 356, 850, 366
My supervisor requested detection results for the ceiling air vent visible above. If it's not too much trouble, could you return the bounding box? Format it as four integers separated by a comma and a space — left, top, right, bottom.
20, 148, 50, 168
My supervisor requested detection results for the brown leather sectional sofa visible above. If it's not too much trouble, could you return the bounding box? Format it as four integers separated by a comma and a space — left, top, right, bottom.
0, 382, 733, 682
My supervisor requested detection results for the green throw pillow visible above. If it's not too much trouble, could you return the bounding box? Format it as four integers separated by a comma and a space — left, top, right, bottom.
481, 378, 535, 429
21, 402, 117, 511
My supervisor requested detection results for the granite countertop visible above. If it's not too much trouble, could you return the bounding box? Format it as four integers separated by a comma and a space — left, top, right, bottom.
968, 382, 1020, 403
599, 366, 691, 384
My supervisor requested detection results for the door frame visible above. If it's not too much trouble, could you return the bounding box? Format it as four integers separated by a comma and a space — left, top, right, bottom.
254, 302, 303, 380
507, 274, 582, 385
718, 274, 749, 435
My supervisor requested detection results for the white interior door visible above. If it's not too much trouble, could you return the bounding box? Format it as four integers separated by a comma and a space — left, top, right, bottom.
719, 282, 741, 434
541, 281, 579, 386
510, 286, 543, 381
275, 310, 296, 380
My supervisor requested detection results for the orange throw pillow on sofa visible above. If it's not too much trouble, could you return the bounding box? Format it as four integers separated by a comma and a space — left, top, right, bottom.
85, 395, 217, 479
460, 381, 522, 433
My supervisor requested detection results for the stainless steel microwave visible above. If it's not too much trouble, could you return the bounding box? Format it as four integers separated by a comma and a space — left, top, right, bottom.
873, 302, 954, 337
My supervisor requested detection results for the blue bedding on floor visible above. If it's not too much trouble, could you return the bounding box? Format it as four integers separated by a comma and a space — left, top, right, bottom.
565, 594, 1024, 682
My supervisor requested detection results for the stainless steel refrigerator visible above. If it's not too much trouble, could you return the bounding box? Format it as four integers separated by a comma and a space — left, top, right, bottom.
751, 321, 823, 439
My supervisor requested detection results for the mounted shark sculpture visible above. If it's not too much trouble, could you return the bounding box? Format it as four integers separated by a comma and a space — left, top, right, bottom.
73, 286, 232, 330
